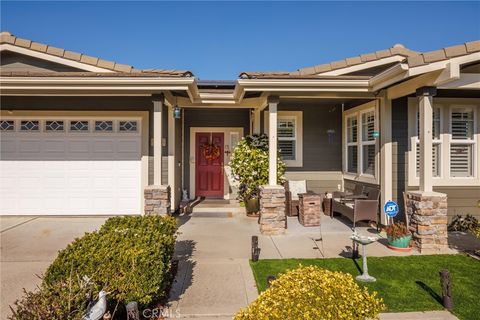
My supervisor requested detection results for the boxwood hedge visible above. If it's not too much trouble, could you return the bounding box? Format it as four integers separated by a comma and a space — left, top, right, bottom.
10, 215, 177, 320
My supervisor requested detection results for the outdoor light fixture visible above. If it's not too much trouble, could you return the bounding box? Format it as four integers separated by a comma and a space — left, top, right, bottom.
174, 106, 182, 119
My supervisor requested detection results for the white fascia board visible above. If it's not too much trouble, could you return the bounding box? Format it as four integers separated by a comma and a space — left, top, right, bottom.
370, 63, 409, 92
318, 56, 406, 76
438, 73, 480, 89
0, 44, 114, 73
407, 53, 480, 77
0, 76, 196, 95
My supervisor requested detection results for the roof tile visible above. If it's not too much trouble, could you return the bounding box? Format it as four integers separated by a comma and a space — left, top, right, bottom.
330, 60, 348, 69
97, 59, 115, 69
465, 40, 480, 53
360, 53, 377, 62
345, 56, 362, 66
444, 44, 467, 58
0, 32, 15, 44
30, 42, 48, 52
423, 49, 446, 63
63, 50, 82, 61
46, 46, 65, 57
375, 49, 392, 59
80, 54, 99, 65
113, 63, 133, 73
298, 66, 316, 75
408, 55, 426, 67
14, 37, 31, 48
313, 63, 332, 73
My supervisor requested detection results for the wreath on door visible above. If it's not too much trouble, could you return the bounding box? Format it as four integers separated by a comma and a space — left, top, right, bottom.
201, 143, 221, 161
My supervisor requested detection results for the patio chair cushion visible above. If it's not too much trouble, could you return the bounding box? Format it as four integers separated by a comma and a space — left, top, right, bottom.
288, 180, 307, 200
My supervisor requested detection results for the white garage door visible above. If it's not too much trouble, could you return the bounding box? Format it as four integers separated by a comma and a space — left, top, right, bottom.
0, 118, 142, 215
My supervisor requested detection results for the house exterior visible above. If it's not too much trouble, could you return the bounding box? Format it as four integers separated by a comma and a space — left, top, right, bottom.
1, 31, 479, 226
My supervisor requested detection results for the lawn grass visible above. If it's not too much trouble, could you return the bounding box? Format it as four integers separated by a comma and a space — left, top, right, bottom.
250, 254, 479, 320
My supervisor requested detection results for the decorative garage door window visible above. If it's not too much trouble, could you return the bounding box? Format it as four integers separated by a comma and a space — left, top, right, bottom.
45, 120, 64, 132
119, 120, 137, 132
70, 120, 89, 132
0, 120, 15, 131
95, 120, 113, 132
20, 120, 39, 131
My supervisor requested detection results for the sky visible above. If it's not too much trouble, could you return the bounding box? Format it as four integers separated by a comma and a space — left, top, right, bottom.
1, 1, 479, 79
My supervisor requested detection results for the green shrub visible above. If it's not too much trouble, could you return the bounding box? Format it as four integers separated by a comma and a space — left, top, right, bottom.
235, 265, 385, 320
229, 134, 286, 201
10, 216, 177, 319
10, 277, 89, 320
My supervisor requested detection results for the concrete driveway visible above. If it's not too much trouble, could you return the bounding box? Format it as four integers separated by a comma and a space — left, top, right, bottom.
0, 216, 107, 319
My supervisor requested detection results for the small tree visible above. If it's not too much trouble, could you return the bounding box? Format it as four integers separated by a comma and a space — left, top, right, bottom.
229, 134, 286, 202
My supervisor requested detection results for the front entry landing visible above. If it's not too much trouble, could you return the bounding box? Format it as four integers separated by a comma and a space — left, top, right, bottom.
195, 132, 224, 198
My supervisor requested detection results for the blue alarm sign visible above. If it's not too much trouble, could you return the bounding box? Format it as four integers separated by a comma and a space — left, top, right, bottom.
384, 200, 399, 218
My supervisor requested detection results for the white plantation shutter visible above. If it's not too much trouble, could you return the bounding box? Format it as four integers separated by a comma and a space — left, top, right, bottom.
416, 143, 440, 177
361, 110, 376, 175
278, 118, 296, 160
450, 144, 473, 177
450, 108, 474, 177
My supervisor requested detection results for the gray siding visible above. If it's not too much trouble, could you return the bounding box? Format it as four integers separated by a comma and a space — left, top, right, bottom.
183, 108, 250, 193
1, 51, 83, 72
277, 101, 343, 171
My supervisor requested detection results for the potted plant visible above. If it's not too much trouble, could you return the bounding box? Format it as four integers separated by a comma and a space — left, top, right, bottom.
229, 134, 286, 216
386, 221, 412, 251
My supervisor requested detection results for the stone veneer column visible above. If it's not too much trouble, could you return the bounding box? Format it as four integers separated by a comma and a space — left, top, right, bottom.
406, 191, 448, 254
144, 185, 171, 216
259, 185, 286, 235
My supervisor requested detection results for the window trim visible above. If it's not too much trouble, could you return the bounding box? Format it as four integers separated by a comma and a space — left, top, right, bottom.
264, 110, 303, 167
407, 97, 479, 187
346, 114, 358, 174
343, 101, 379, 184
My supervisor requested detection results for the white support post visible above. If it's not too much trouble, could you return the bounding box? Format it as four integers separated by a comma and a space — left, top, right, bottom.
416, 87, 437, 193
253, 108, 261, 135
168, 105, 176, 209
379, 97, 392, 225
268, 96, 279, 186
153, 96, 163, 185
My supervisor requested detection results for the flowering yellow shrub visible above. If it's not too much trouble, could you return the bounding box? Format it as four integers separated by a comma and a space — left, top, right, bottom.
235, 266, 385, 320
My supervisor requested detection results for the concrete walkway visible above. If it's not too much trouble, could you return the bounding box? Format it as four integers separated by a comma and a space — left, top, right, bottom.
0, 216, 107, 319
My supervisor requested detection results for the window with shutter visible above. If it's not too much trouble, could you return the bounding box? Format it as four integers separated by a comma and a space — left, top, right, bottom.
278, 118, 296, 160
450, 107, 474, 177
361, 110, 376, 176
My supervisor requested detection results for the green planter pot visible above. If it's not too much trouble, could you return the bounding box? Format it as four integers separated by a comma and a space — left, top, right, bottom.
387, 234, 412, 248
245, 198, 260, 214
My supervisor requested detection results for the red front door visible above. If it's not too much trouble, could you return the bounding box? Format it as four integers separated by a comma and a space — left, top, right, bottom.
195, 132, 224, 198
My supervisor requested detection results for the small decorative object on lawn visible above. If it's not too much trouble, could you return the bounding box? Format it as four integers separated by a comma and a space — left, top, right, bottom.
82, 290, 107, 320
251, 236, 260, 262
440, 269, 453, 311
386, 221, 412, 251
126, 301, 140, 320
266, 275, 276, 288
229, 134, 286, 216
350, 233, 379, 282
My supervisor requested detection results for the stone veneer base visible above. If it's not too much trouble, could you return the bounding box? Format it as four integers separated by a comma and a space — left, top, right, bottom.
144, 185, 171, 216
259, 185, 286, 235
406, 191, 448, 254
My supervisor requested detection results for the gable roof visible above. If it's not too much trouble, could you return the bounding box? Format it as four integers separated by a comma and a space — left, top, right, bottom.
0, 31, 193, 77
293, 44, 418, 76
240, 41, 480, 79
